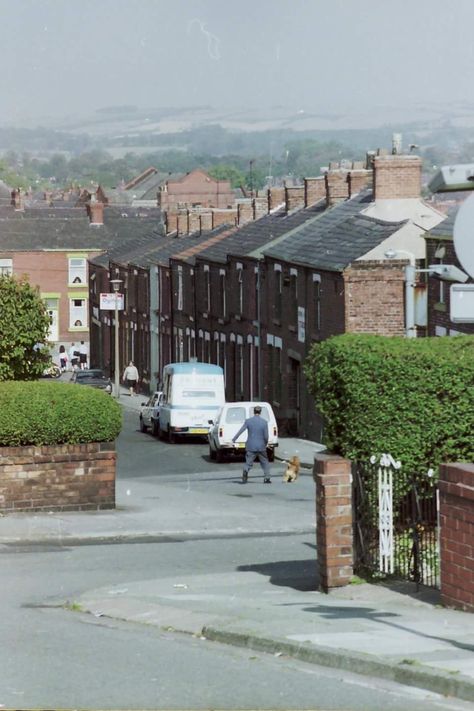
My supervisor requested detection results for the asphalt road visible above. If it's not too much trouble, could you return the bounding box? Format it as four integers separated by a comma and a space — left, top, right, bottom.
0, 411, 471, 710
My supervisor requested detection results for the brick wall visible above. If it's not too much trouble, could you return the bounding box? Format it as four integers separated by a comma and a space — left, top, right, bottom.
343, 262, 406, 336
313, 453, 353, 591
325, 170, 350, 205
439, 463, 474, 612
304, 177, 326, 206
0, 442, 116, 512
285, 186, 305, 213
268, 187, 285, 212
373, 155, 422, 199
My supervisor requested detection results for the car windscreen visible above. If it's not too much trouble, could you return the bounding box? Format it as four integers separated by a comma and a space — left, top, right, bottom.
259, 406, 270, 422
78, 371, 106, 380
225, 407, 246, 424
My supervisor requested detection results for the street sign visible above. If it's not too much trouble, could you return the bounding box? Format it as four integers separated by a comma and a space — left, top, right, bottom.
450, 285, 474, 323
100, 293, 124, 310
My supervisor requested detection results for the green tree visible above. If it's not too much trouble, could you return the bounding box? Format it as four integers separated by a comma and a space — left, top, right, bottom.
208, 164, 246, 188
0, 274, 51, 381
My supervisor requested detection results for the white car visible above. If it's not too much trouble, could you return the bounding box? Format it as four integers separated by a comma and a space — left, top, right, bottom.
208, 401, 278, 463
139, 391, 164, 435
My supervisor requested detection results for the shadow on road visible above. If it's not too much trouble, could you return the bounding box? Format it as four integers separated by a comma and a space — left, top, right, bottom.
237, 558, 320, 591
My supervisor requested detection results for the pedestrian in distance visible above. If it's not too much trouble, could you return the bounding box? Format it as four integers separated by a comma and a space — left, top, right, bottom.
123, 360, 139, 396
79, 341, 88, 370
232, 405, 271, 484
58, 345, 68, 373
69, 343, 78, 371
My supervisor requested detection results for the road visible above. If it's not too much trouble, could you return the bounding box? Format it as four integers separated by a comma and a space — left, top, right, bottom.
0, 410, 471, 710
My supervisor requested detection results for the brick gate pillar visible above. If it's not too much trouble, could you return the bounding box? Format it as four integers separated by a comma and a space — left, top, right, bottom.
313, 453, 353, 592
439, 463, 474, 612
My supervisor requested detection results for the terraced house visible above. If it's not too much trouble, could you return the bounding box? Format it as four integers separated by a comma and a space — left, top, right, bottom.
88, 145, 447, 439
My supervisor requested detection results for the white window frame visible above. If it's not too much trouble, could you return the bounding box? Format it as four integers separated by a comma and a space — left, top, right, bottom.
68, 257, 87, 285
177, 266, 183, 311
0, 258, 13, 276
69, 297, 88, 328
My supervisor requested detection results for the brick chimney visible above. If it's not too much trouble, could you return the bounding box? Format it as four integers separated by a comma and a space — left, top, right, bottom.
325, 168, 350, 206
87, 196, 104, 225
285, 186, 305, 213
267, 187, 285, 213
252, 197, 267, 220
348, 165, 371, 196
373, 155, 422, 200
304, 177, 326, 207
237, 201, 253, 225
10, 188, 24, 211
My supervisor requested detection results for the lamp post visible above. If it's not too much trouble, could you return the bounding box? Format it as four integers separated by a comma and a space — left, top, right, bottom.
110, 279, 122, 398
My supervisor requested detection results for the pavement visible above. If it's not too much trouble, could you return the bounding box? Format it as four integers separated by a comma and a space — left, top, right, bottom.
2, 388, 474, 703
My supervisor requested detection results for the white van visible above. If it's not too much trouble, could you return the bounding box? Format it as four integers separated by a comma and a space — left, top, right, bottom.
158, 362, 225, 443
208, 401, 278, 462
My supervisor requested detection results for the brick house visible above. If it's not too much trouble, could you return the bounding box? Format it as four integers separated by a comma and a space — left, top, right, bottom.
88, 149, 448, 439
0, 199, 162, 360
158, 169, 235, 211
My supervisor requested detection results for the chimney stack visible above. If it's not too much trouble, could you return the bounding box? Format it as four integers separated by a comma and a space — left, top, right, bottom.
11, 188, 24, 211
87, 196, 104, 225
373, 154, 422, 200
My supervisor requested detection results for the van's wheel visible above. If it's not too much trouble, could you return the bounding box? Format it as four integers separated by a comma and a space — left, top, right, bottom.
158, 426, 166, 441
267, 449, 275, 462
168, 428, 176, 444
151, 420, 159, 437
209, 445, 216, 461
139, 417, 147, 433
216, 449, 225, 463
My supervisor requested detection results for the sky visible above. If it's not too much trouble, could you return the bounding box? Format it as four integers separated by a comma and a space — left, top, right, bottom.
1, 0, 474, 126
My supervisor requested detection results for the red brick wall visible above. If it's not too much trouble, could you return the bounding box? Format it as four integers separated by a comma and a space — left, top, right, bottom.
343, 262, 406, 336
159, 170, 234, 210
439, 463, 474, 612
0, 442, 116, 512
373, 155, 422, 199
314, 453, 353, 591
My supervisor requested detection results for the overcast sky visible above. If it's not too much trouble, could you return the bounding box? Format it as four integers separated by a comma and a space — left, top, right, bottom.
1, 0, 474, 126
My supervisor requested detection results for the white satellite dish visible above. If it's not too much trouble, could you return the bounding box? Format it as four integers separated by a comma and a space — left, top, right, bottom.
453, 192, 474, 279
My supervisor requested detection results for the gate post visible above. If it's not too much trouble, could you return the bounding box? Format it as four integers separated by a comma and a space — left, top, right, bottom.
314, 453, 353, 592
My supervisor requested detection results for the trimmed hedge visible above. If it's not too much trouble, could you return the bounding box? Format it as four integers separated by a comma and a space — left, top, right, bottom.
304, 334, 474, 476
0, 380, 122, 446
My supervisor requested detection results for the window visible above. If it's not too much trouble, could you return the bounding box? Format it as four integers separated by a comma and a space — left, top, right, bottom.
290, 269, 298, 325
236, 265, 243, 314
69, 298, 87, 328
219, 270, 226, 317
177, 266, 183, 311
204, 266, 210, 312
313, 274, 321, 331
0, 258, 13, 276
69, 257, 86, 285
274, 266, 282, 322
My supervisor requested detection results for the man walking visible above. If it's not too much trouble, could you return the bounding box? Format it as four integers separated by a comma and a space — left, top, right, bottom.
122, 360, 139, 396
232, 405, 271, 484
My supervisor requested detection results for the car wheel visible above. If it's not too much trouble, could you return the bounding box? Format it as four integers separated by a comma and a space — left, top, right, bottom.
209, 445, 216, 460
216, 449, 225, 463
267, 448, 275, 462
139, 417, 147, 433
168, 427, 176, 444
151, 420, 159, 437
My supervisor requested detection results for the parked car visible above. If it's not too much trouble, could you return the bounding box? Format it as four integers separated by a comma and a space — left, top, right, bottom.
208, 401, 278, 462
70, 368, 112, 394
139, 391, 164, 435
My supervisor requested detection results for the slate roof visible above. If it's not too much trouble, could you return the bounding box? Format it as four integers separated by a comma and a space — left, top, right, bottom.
0, 210, 163, 252
173, 201, 327, 265
426, 209, 454, 239
262, 190, 406, 271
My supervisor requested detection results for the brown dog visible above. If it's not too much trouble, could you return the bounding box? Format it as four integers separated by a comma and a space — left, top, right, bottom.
283, 455, 300, 482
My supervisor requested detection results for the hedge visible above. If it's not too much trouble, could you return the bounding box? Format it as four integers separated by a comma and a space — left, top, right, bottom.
304, 334, 474, 477
0, 380, 122, 446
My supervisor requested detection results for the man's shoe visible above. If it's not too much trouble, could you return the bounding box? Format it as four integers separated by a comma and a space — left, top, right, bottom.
242, 472, 248, 484
264, 478, 271, 484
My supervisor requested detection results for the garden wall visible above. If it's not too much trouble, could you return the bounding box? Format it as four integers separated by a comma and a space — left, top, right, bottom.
0, 442, 116, 512
439, 462, 474, 612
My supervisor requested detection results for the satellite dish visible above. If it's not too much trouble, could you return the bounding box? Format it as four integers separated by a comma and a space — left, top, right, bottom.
453, 193, 474, 278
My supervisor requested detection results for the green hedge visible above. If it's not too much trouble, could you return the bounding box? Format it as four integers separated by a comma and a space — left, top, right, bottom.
0, 381, 122, 446
304, 334, 474, 476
